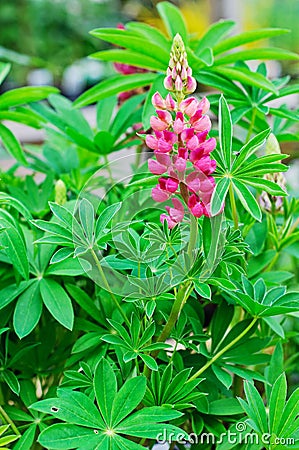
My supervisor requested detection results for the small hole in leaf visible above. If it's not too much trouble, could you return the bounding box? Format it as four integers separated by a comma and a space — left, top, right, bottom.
51, 406, 59, 413
94, 430, 99, 434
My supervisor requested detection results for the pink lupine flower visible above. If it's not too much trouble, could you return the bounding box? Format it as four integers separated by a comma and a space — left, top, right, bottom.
152, 186, 170, 202
145, 33, 217, 228
188, 194, 205, 218
152, 92, 166, 109
148, 153, 171, 175
158, 177, 179, 194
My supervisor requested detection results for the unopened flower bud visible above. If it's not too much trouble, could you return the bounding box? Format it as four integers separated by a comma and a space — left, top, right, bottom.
55, 180, 67, 205
164, 33, 197, 100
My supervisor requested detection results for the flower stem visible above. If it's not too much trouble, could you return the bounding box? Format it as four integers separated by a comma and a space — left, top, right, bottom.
246, 107, 257, 143
135, 144, 143, 168
0, 405, 21, 436
188, 215, 198, 260
188, 317, 258, 382
90, 249, 130, 326
229, 183, 238, 229
104, 155, 114, 185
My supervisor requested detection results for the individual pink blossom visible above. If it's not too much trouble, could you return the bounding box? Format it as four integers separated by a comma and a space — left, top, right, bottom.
148, 153, 171, 175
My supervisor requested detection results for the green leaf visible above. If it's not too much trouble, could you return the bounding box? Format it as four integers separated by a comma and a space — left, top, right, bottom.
0, 192, 32, 220
0, 281, 32, 310
193, 280, 211, 299
40, 279, 74, 330
96, 96, 117, 131
2, 370, 20, 395
74, 73, 157, 108
65, 284, 102, 322
45, 258, 91, 276
79, 198, 95, 244
0, 62, 11, 85
94, 131, 115, 155
214, 47, 299, 66
213, 28, 290, 55
111, 94, 145, 137
209, 398, 243, 415
140, 354, 158, 371
13, 281, 42, 338
38, 424, 100, 449
90, 28, 169, 64
212, 365, 232, 389
213, 66, 278, 94
195, 20, 235, 53
13, 425, 36, 450
157, 2, 188, 43
232, 128, 271, 171
269, 373, 287, 434
94, 359, 117, 426
111, 376, 147, 426
218, 95, 233, 169
95, 202, 122, 239
0, 123, 27, 165
196, 71, 246, 100
242, 176, 287, 196
126, 21, 170, 49
31, 391, 105, 429
0, 86, 58, 109
211, 177, 230, 216
277, 388, 299, 437
232, 179, 262, 221
1, 225, 29, 279
242, 381, 268, 434
91, 49, 166, 71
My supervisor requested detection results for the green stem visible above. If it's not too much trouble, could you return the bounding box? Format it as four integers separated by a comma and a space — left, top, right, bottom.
135, 144, 143, 168
229, 183, 238, 229
104, 155, 114, 185
0, 405, 21, 436
187, 215, 198, 260
90, 249, 130, 326
188, 317, 258, 382
246, 107, 257, 143
265, 251, 280, 272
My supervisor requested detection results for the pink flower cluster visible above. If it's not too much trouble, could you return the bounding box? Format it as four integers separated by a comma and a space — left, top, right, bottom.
146, 93, 216, 228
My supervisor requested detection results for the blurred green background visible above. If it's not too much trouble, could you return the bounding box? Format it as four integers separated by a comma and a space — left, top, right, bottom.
0, 0, 298, 95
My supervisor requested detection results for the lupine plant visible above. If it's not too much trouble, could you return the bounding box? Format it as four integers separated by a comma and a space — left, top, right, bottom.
0, 2, 299, 449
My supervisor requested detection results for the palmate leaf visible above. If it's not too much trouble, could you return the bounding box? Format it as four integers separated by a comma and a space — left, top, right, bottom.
33, 361, 186, 449
221, 276, 299, 317
212, 97, 288, 220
